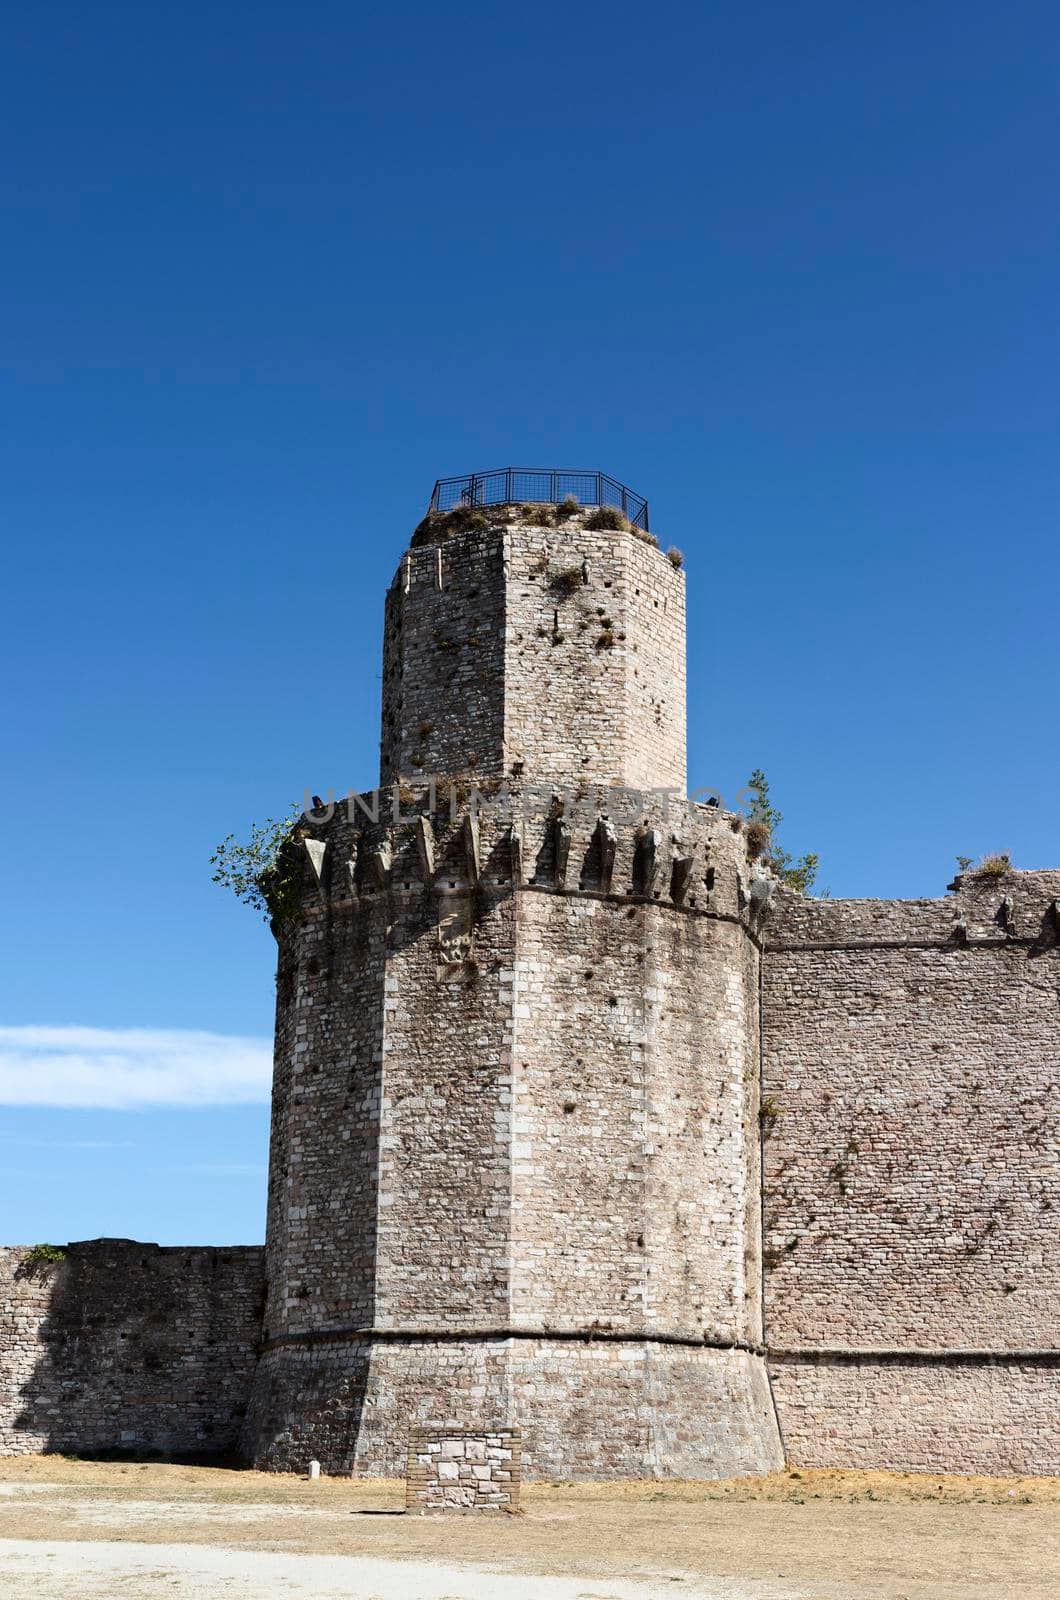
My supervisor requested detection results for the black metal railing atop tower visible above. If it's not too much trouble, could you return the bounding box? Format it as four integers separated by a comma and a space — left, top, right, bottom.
428, 468, 649, 531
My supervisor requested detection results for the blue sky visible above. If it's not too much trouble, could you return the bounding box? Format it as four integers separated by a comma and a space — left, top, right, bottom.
2, 1, 1057, 1244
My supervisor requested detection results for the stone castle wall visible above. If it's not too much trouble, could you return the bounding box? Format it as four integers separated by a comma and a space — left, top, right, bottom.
762, 869, 1060, 1474
3, 499, 1056, 1482
0, 1241, 263, 1459
243, 783, 783, 1477
379, 512, 685, 793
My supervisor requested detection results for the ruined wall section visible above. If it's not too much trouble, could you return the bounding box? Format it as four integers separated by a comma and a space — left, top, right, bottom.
0, 1242, 263, 1458
761, 869, 1060, 1474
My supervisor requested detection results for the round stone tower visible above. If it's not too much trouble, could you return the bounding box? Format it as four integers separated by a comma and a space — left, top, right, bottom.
243, 486, 783, 1479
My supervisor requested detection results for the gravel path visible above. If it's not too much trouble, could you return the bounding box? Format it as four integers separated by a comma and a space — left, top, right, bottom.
0, 1538, 796, 1600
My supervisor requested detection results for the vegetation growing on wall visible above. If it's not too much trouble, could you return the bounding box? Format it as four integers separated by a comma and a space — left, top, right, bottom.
210, 808, 307, 927
744, 769, 822, 895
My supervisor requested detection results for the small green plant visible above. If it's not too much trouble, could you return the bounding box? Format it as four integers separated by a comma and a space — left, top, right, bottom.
666, 546, 684, 568
630, 525, 659, 548
743, 770, 822, 895
25, 1243, 66, 1266
554, 494, 582, 521
955, 855, 973, 874
211, 807, 306, 926
550, 566, 584, 598
584, 505, 629, 531
596, 628, 616, 649
759, 1096, 782, 1131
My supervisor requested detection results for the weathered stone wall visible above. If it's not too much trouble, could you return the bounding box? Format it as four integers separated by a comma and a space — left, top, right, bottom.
244, 783, 783, 1478
510, 892, 762, 1345
245, 1334, 781, 1479
762, 869, 1060, 1473
380, 531, 507, 785
769, 1355, 1059, 1477
379, 511, 686, 793
0, 1241, 263, 1458
405, 1426, 521, 1513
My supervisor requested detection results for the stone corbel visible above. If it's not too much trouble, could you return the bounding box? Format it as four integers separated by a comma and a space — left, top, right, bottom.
508, 823, 524, 885
462, 812, 481, 885
304, 838, 327, 902
363, 840, 392, 892
595, 817, 617, 895
633, 827, 663, 897
415, 815, 436, 882
669, 851, 695, 907
552, 816, 572, 889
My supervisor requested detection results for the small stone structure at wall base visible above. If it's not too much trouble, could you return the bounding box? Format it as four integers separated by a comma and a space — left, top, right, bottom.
405, 1427, 521, 1514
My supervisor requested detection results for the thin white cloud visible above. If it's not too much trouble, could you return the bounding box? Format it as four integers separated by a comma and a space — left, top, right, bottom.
0, 1026, 272, 1110
0, 1135, 136, 1149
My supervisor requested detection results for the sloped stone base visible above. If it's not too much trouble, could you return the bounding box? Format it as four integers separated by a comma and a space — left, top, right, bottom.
243, 1334, 782, 1480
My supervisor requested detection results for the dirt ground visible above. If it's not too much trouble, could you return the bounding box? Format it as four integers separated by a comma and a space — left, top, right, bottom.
0, 1456, 1058, 1600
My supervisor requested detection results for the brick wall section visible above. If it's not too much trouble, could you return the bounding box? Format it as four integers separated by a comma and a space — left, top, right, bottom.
406, 1427, 521, 1513
0, 1241, 263, 1458
762, 869, 1060, 1473
770, 1357, 1059, 1477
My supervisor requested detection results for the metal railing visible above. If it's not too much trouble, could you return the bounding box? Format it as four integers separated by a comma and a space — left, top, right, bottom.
428, 467, 649, 531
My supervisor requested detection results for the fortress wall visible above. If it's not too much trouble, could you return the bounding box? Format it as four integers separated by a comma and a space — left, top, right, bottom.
381, 514, 687, 795
262, 887, 388, 1338
511, 893, 762, 1344
502, 519, 686, 793
380, 530, 507, 785
245, 1335, 781, 1480
761, 871, 1060, 1473
768, 1356, 1059, 1477
0, 1242, 263, 1458
247, 789, 785, 1477
503, 521, 633, 789
622, 534, 686, 794
373, 887, 517, 1329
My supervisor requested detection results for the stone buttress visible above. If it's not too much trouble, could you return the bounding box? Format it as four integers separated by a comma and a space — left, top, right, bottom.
243, 506, 784, 1477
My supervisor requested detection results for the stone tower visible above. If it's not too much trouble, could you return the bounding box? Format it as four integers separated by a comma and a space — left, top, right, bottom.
243, 487, 784, 1479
